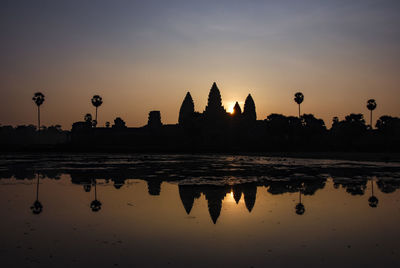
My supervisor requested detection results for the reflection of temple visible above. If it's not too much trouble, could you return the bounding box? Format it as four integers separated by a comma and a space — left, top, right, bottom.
178, 185, 201, 214
203, 186, 231, 224
333, 178, 367, 195
145, 179, 162, 196
111, 176, 126, 189
178, 184, 258, 224
5, 163, 397, 218
266, 178, 325, 196
231, 184, 257, 212
242, 184, 257, 212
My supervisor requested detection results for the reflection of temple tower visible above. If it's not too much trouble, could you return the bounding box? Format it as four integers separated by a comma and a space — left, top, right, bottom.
203, 186, 230, 224
232, 184, 243, 204
111, 177, 125, 189
243, 184, 257, 212
146, 179, 162, 196
83, 184, 91, 192
178, 185, 201, 214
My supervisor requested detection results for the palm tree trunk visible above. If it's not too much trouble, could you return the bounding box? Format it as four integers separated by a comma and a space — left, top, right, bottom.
37, 106, 40, 131
370, 110, 373, 129
94, 182, 97, 200
95, 107, 98, 123
298, 104, 301, 118
371, 179, 374, 196
36, 174, 40, 201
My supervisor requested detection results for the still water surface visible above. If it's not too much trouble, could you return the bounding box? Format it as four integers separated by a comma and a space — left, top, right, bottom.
0, 154, 399, 267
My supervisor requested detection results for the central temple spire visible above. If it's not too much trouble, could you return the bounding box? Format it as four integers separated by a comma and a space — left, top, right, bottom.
204, 82, 226, 120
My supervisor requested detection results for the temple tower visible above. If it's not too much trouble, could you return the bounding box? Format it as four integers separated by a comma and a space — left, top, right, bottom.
178, 92, 195, 126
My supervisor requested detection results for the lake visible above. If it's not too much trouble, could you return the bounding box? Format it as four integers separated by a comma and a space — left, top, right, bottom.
0, 154, 399, 267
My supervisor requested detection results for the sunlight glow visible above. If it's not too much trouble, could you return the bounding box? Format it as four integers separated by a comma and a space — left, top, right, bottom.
225, 101, 236, 114
224, 190, 236, 203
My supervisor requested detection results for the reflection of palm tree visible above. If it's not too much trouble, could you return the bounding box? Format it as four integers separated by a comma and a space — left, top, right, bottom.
368, 179, 379, 208
32, 92, 45, 131
30, 173, 43, 214
91, 95, 103, 126
294, 92, 304, 118
366, 99, 377, 129
90, 180, 102, 212
295, 189, 305, 215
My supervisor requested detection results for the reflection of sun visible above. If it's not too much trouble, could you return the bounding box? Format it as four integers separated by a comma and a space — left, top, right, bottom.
224, 190, 236, 203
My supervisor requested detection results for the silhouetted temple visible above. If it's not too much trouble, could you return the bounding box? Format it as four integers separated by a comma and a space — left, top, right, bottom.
179, 82, 256, 127
68, 82, 262, 151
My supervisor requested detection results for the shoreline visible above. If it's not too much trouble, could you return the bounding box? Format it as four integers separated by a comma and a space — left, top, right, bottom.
0, 150, 399, 163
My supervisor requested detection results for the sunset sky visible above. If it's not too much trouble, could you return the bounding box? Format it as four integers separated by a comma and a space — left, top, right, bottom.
1, 0, 399, 128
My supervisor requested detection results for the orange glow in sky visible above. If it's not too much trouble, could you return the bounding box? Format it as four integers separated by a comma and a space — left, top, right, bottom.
0, 1, 399, 129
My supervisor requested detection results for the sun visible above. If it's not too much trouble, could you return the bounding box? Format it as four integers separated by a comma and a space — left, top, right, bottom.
225, 101, 236, 114
225, 100, 243, 115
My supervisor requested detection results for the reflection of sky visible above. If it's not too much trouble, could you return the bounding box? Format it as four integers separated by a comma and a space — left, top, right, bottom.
0, 177, 399, 267
1, 1, 399, 128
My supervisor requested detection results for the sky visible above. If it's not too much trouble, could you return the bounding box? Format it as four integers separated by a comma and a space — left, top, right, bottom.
1, 0, 399, 128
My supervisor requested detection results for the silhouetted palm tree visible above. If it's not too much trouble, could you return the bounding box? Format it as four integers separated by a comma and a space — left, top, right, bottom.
294, 92, 304, 118
91, 95, 103, 126
32, 92, 45, 131
30, 173, 43, 214
90, 180, 102, 212
84, 113, 92, 123
366, 99, 377, 129
105, 121, 110, 128
368, 179, 379, 208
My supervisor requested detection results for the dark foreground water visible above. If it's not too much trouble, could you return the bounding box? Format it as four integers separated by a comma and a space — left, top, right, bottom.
0, 154, 400, 268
